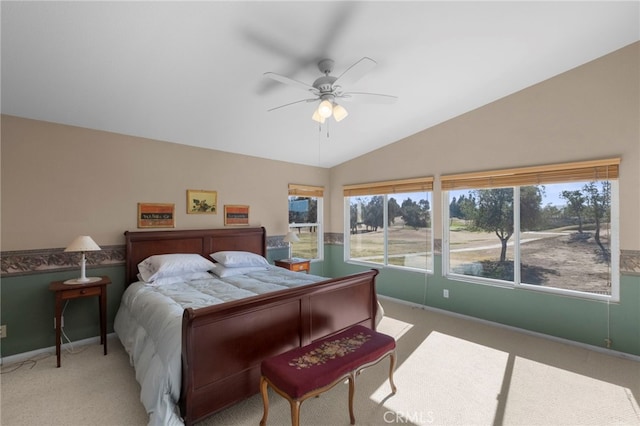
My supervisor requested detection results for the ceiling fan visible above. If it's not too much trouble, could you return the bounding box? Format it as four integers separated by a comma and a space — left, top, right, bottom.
264, 57, 397, 123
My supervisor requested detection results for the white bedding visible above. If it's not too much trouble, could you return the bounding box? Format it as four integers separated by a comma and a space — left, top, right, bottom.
114, 266, 328, 426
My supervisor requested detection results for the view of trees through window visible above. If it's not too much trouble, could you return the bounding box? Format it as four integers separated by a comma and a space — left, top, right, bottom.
288, 196, 321, 260
447, 180, 615, 296
348, 192, 432, 271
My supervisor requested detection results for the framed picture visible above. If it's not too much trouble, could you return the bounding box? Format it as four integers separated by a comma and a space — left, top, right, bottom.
137, 203, 175, 228
187, 190, 217, 214
224, 205, 249, 226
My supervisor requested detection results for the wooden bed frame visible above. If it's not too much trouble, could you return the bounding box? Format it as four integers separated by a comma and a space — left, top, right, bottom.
123, 227, 379, 425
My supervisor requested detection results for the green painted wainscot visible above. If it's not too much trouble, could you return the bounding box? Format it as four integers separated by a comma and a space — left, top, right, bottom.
2, 241, 639, 358
0, 241, 325, 358
323, 241, 640, 358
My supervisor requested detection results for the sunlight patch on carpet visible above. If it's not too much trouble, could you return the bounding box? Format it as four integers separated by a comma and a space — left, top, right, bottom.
370, 331, 508, 425
502, 357, 640, 425
376, 315, 414, 341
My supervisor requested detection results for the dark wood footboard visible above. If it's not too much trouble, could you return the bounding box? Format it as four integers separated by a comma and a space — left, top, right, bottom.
123, 227, 379, 425
179, 269, 379, 425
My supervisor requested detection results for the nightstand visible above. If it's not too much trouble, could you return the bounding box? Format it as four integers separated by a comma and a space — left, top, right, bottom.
275, 258, 310, 273
49, 276, 111, 367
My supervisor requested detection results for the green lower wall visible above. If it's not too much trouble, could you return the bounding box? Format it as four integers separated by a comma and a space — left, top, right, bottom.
0, 266, 126, 357
2, 245, 638, 358
325, 244, 640, 357
0, 248, 328, 358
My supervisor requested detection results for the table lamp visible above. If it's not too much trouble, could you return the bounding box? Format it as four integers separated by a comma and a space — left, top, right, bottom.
63, 235, 102, 284
282, 231, 300, 260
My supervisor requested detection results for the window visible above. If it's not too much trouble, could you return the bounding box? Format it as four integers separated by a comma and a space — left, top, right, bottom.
344, 177, 433, 272
442, 158, 620, 300
288, 184, 323, 261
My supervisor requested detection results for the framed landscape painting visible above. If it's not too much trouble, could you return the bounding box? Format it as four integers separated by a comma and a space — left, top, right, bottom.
187, 190, 217, 214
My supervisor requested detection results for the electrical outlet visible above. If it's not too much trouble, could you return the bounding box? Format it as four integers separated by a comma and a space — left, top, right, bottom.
0, 325, 6, 338
53, 317, 64, 329
443, 289, 449, 298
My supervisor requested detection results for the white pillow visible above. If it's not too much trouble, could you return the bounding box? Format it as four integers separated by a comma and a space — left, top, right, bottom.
138, 253, 215, 283
210, 251, 269, 268
137, 271, 213, 287
210, 263, 268, 278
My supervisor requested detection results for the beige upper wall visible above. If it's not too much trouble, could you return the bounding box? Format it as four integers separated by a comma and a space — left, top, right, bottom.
2, 43, 638, 251
329, 42, 640, 250
1, 116, 329, 250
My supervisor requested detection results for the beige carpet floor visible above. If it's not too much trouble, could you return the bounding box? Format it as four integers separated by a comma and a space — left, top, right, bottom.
1, 297, 639, 426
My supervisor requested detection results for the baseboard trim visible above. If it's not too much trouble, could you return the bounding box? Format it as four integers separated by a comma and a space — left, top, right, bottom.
378, 294, 640, 362
1, 333, 118, 366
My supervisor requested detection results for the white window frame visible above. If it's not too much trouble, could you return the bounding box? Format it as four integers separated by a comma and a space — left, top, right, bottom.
343, 177, 434, 273
288, 185, 324, 262
441, 159, 620, 302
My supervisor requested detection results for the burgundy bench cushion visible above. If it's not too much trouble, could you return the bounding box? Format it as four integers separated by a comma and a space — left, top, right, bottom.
261, 325, 396, 399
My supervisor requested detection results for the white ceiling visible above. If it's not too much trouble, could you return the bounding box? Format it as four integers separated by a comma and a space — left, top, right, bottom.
2, 1, 638, 168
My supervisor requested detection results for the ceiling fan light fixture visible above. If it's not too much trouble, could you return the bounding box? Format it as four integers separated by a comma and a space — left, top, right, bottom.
266, 57, 396, 125
332, 103, 348, 122
318, 100, 333, 118
311, 109, 325, 123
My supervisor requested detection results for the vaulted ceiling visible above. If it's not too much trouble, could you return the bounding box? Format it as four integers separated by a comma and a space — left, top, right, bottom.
2, 1, 638, 167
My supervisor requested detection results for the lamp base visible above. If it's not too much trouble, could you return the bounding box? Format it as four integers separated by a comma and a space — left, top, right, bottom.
63, 276, 102, 285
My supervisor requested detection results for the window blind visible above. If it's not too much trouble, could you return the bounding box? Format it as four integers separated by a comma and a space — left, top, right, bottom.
288, 184, 324, 197
441, 158, 620, 190
343, 177, 434, 197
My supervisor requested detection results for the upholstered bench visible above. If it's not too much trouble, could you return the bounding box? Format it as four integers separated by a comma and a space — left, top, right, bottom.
259, 325, 397, 426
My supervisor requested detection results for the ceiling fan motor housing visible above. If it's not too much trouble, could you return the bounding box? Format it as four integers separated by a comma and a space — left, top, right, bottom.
313, 75, 338, 94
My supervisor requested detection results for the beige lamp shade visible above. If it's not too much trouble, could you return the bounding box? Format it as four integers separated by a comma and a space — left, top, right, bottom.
283, 231, 300, 244
64, 235, 101, 253
64, 236, 102, 285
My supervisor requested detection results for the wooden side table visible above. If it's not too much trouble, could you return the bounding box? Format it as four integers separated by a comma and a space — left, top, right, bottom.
275, 258, 310, 273
49, 276, 111, 367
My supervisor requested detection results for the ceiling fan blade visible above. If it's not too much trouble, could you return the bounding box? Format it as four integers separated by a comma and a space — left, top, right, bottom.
315, 2, 359, 60
334, 57, 377, 87
340, 92, 398, 104
248, 3, 359, 95
264, 72, 317, 93
267, 98, 317, 112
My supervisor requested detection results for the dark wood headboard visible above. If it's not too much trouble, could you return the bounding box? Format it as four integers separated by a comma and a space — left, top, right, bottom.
124, 227, 267, 285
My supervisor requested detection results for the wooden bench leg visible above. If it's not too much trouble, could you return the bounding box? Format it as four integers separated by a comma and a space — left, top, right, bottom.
289, 399, 301, 426
348, 349, 397, 425
260, 375, 303, 426
259, 376, 269, 426
348, 372, 356, 425
389, 350, 398, 394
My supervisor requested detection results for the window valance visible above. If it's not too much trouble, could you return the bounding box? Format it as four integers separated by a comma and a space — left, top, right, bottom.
441, 158, 620, 190
343, 177, 434, 197
288, 184, 324, 197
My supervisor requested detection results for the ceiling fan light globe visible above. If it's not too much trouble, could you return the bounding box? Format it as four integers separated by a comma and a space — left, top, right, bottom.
311, 109, 325, 123
318, 100, 333, 118
333, 104, 348, 122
